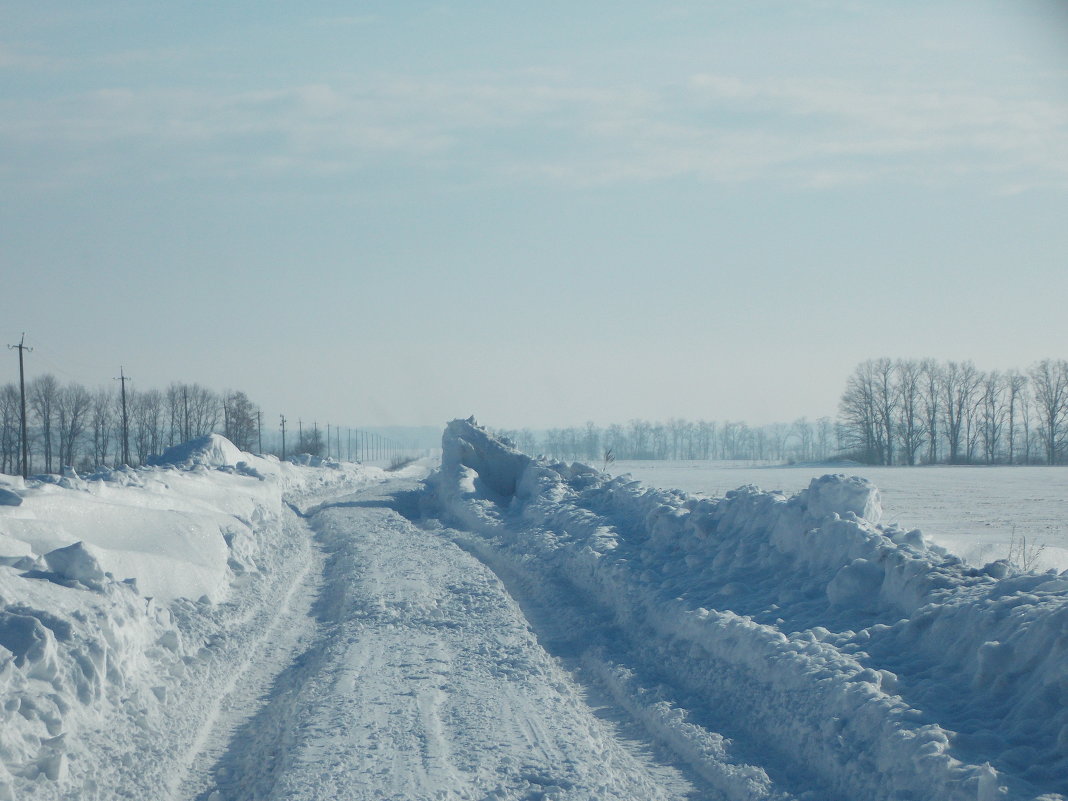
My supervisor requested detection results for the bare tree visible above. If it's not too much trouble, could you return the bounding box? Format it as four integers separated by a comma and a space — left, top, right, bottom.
582, 421, 600, 462
650, 423, 668, 460
940, 361, 982, 464
56, 383, 91, 471
1005, 370, 1029, 465
816, 417, 834, 462
188, 384, 221, 440
0, 384, 20, 474
29, 374, 60, 473
628, 419, 652, 459
979, 371, 1007, 464
1030, 359, 1068, 465
894, 359, 926, 465
695, 420, 715, 460
223, 390, 259, 451
133, 389, 165, 464
89, 388, 115, 469
516, 428, 538, 456
921, 360, 941, 464
604, 423, 626, 459
789, 417, 813, 463
839, 361, 882, 463
872, 358, 897, 465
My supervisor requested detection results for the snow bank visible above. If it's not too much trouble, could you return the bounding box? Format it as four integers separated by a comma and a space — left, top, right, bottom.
430, 418, 1068, 801
0, 437, 382, 799
148, 433, 249, 469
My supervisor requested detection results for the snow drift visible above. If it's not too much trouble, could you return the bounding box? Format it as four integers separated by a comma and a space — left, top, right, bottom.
429, 417, 1068, 801
0, 436, 381, 799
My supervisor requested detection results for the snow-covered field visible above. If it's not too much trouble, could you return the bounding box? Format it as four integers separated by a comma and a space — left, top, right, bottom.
613, 460, 1068, 572
2, 423, 1066, 800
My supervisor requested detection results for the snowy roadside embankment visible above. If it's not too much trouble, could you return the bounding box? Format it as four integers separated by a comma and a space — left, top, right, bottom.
428, 418, 1068, 801
0, 436, 383, 800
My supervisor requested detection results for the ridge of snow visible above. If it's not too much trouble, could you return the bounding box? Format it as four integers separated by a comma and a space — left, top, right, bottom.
0, 438, 384, 798
429, 417, 1068, 801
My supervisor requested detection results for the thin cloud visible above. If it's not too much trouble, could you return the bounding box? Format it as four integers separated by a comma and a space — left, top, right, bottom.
2, 70, 1066, 192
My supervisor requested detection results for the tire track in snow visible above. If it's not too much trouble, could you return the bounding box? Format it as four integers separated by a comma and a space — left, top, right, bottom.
200, 478, 706, 800
445, 527, 802, 801
169, 508, 326, 801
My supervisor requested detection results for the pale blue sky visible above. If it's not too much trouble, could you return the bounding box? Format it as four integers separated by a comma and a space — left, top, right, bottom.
3, 1, 1067, 429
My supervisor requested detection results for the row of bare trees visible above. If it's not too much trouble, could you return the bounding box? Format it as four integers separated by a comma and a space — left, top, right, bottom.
0, 376, 262, 475
498, 417, 839, 464
838, 358, 1068, 465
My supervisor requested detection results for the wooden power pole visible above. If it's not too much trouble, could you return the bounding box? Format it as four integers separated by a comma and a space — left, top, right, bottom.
115, 367, 131, 465
7, 334, 32, 478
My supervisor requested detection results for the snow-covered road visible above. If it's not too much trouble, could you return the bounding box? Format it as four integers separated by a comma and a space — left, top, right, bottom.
5, 427, 1068, 800
190, 475, 706, 801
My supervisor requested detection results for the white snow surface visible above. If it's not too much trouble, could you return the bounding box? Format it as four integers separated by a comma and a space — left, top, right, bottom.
0, 437, 384, 799
428, 418, 1068, 801
611, 460, 1068, 572
2, 424, 1067, 800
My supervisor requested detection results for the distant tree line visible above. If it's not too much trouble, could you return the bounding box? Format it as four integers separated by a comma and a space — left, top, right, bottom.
0, 376, 264, 474
496, 417, 838, 464
1, 371, 421, 476
837, 358, 1068, 465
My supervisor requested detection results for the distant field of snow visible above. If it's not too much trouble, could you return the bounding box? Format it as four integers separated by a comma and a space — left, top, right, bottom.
612, 460, 1068, 571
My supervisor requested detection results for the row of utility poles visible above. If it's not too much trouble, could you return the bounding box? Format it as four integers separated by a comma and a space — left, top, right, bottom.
6, 334, 134, 479
278, 415, 412, 463
7, 334, 418, 477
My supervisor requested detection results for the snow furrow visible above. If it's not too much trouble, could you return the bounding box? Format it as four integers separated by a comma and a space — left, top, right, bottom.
170, 510, 323, 800
449, 525, 794, 801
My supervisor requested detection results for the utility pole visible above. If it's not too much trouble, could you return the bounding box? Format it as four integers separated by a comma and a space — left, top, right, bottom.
298, 419, 303, 453
257, 410, 262, 453
280, 414, 287, 461
327, 423, 331, 459
114, 367, 131, 466
7, 334, 32, 479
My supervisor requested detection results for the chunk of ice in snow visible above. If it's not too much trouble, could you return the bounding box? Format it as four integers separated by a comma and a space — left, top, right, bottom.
43, 541, 108, 589
804, 474, 882, 523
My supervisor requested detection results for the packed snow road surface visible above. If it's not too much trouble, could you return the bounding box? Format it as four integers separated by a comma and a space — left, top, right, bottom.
198, 477, 702, 800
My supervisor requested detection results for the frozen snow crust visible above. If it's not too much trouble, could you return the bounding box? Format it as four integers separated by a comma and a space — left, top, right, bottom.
0, 437, 382, 799
430, 418, 1068, 801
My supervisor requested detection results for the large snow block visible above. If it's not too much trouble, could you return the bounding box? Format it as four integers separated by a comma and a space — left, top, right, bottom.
442, 418, 531, 498
801, 474, 882, 524
43, 542, 108, 590
0, 488, 21, 506
0, 612, 61, 680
